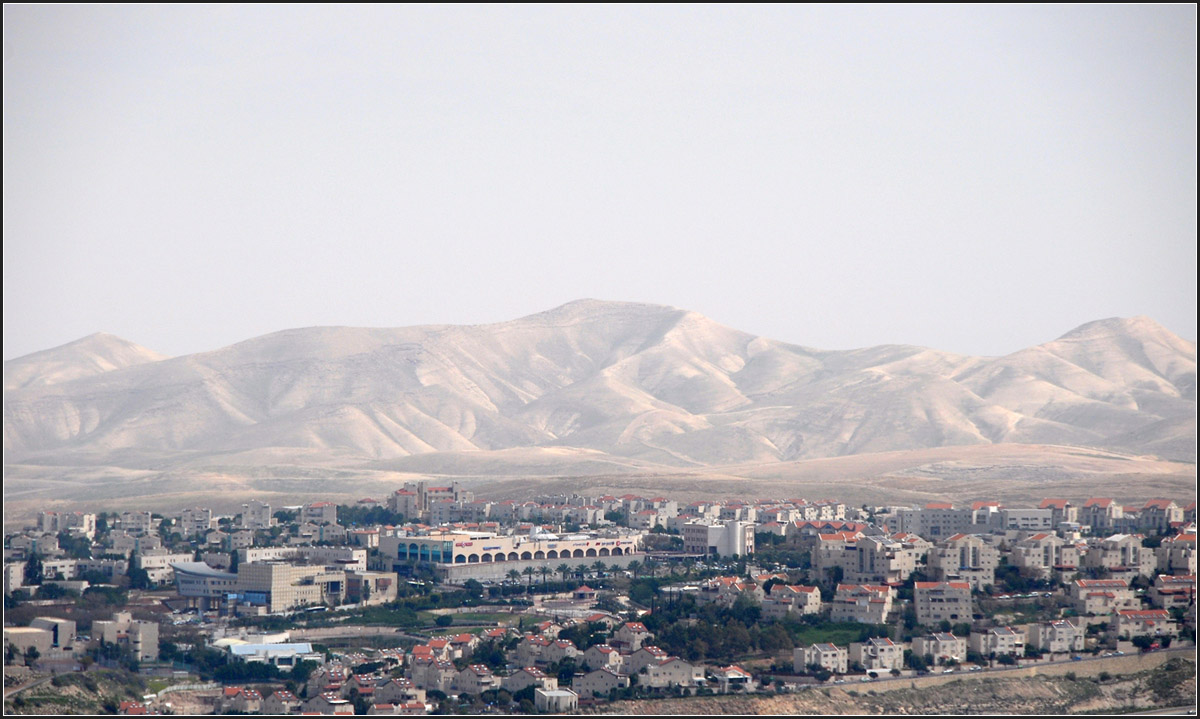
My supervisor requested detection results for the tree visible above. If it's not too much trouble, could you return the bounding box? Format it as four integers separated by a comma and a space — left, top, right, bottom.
23, 646, 40, 666
23, 553, 43, 586
1131, 635, 1155, 652
592, 560, 607, 577
436, 614, 454, 628
464, 579, 484, 599
627, 561, 642, 578
507, 569, 522, 585
523, 566, 536, 592
557, 564, 571, 583
127, 552, 151, 590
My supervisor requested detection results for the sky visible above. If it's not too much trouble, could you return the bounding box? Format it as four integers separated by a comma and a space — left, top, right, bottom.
3, 5, 1196, 361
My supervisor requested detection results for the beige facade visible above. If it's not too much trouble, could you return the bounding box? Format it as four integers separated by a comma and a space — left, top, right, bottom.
911, 633, 966, 665
1084, 534, 1157, 578
1071, 579, 1136, 616
795, 643, 848, 674
574, 667, 629, 696
642, 657, 705, 688
1026, 620, 1084, 654
236, 562, 334, 613
969, 627, 1024, 657
830, 584, 894, 624
1012, 533, 1081, 579
849, 637, 904, 672
94, 611, 158, 661
914, 581, 972, 625
929, 534, 998, 590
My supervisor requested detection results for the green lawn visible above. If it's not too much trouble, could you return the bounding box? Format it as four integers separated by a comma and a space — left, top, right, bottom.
789, 622, 887, 647
450, 612, 519, 625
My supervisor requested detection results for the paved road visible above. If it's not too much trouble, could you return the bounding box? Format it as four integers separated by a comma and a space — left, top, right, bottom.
3, 674, 52, 698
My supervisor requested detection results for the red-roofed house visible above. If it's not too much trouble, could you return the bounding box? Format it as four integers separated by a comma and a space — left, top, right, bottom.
830, 584, 894, 624
914, 581, 972, 624
263, 690, 303, 715
612, 622, 653, 651
1071, 579, 1136, 615
502, 666, 557, 694
1083, 499, 1123, 532
711, 665, 755, 693
1149, 575, 1196, 610
1114, 609, 1177, 639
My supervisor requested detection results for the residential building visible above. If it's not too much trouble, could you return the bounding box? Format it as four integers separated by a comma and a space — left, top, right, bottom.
1142, 500, 1184, 534
928, 534, 998, 590
1114, 609, 1177, 639
1012, 533, 1081, 580
501, 667, 556, 694
969, 627, 1025, 657
1082, 499, 1123, 533
914, 581, 972, 625
93, 612, 158, 661
1071, 579, 1136, 615
849, 637, 904, 672
452, 665, 496, 696
642, 657, 705, 689
534, 688, 579, 713
795, 643, 848, 674
1084, 534, 1157, 579
1155, 532, 1197, 576
762, 584, 822, 620
612, 622, 653, 652
911, 633, 966, 665
1148, 574, 1196, 610
573, 667, 629, 697
179, 508, 215, 538
829, 584, 894, 624
1026, 620, 1084, 654
303, 502, 339, 526
682, 520, 755, 557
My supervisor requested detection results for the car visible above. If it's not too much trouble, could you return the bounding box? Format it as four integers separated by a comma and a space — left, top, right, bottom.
860, 676, 872, 682
1114, 651, 1125, 656
833, 679, 845, 684
1071, 655, 1083, 661
942, 668, 954, 674
969, 666, 982, 672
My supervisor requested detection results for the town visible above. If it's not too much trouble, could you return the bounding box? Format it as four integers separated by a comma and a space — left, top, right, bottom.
3, 483, 1196, 715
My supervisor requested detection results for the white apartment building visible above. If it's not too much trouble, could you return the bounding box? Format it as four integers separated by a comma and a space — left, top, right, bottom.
240, 500, 275, 530
795, 643, 848, 674
682, 520, 755, 557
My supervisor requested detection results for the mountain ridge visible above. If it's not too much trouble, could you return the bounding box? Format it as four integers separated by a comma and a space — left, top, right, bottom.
4, 301, 1195, 472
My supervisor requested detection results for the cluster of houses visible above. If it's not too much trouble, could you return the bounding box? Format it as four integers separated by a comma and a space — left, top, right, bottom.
188, 615, 759, 716
4, 486, 1196, 714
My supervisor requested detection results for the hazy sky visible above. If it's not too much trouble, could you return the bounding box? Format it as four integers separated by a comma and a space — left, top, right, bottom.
4, 5, 1196, 360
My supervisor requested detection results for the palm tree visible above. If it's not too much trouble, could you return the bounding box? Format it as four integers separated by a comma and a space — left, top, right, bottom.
540, 566, 549, 588
557, 563, 570, 583
592, 560, 607, 577
523, 566, 536, 593
627, 560, 643, 578
643, 558, 656, 578
507, 569, 521, 585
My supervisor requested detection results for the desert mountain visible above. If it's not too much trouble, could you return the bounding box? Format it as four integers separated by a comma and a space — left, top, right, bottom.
3, 301, 1196, 472
3, 332, 169, 391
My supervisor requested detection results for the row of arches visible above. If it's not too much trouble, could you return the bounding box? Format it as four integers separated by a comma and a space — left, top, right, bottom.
449, 546, 631, 564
